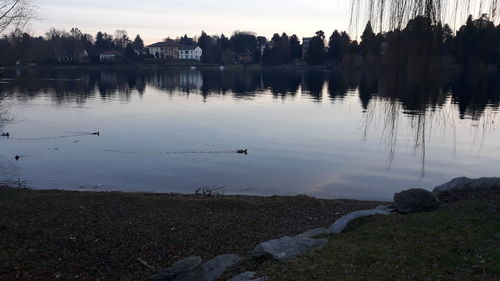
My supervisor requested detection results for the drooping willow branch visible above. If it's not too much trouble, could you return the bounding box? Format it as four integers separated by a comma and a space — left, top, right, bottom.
350, 0, 500, 32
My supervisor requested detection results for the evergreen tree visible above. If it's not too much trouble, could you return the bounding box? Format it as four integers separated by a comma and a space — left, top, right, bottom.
124, 43, 136, 62
441, 24, 454, 55
328, 30, 351, 63
205, 38, 223, 63
261, 34, 280, 65
179, 34, 195, 46
360, 21, 379, 59
278, 33, 292, 63
290, 34, 301, 60
220, 34, 230, 50
95, 31, 115, 52
229, 31, 257, 54
198, 31, 212, 63
305, 31, 326, 65
256, 36, 267, 48
132, 35, 144, 50
261, 33, 292, 65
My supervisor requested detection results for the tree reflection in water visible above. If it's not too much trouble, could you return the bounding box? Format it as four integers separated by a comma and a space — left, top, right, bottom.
361, 65, 499, 175
0, 67, 498, 176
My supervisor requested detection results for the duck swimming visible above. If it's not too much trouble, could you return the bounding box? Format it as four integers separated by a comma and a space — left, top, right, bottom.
15, 155, 19, 161
1, 132, 9, 138
237, 149, 248, 155
92, 132, 100, 136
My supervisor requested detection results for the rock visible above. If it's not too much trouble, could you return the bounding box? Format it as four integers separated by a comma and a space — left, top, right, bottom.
432, 177, 500, 197
227, 272, 267, 281
295, 228, 328, 238
328, 209, 391, 234
394, 188, 440, 214
252, 236, 328, 260
151, 256, 203, 281
202, 254, 243, 281
152, 254, 244, 281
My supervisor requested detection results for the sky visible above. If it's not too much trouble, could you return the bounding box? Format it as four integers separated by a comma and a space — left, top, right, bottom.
29, 0, 353, 44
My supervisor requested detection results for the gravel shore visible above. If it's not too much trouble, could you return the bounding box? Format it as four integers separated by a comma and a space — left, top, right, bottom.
0, 187, 385, 281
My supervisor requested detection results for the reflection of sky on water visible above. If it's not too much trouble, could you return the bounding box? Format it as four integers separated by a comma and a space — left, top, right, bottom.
0, 68, 499, 201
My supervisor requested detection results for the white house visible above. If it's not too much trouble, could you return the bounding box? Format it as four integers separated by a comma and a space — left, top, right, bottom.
99, 51, 122, 61
147, 41, 180, 59
178, 46, 202, 61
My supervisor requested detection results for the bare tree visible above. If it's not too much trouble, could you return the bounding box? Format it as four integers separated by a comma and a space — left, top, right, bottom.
0, 0, 36, 33
114, 29, 130, 49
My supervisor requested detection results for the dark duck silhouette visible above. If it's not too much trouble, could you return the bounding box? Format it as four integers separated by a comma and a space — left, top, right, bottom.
1, 132, 9, 138
15, 155, 20, 161
237, 149, 248, 155
92, 131, 100, 136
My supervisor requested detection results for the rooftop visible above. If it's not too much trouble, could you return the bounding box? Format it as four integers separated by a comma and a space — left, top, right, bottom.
147, 41, 181, 48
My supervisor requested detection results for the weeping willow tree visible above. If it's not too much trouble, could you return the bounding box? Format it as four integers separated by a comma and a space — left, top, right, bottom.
350, 0, 499, 33
351, 0, 500, 174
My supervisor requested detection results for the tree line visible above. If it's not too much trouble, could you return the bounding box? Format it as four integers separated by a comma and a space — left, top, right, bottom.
0, 28, 147, 65
0, 14, 499, 67
301, 14, 500, 68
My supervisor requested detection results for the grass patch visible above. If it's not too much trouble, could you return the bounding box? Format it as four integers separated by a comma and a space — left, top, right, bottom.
0, 187, 381, 281
260, 190, 500, 281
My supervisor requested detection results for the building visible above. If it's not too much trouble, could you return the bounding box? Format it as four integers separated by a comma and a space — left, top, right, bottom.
302, 37, 311, 58
56, 49, 88, 63
178, 46, 202, 61
99, 51, 122, 61
135, 48, 149, 56
147, 42, 180, 59
236, 50, 254, 64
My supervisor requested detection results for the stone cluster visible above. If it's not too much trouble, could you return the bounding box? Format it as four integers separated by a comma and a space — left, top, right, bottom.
151, 177, 499, 281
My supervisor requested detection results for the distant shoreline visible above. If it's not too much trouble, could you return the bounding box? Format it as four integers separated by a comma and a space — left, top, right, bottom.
0, 63, 321, 71
0, 62, 475, 73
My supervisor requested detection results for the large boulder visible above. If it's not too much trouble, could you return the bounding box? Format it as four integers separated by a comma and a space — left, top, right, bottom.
202, 254, 243, 281
394, 188, 440, 214
432, 177, 500, 197
328, 209, 391, 234
151, 256, 203, 281
252, 236, 328, 260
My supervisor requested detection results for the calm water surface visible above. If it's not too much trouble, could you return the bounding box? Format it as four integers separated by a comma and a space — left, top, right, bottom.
0, 67, 499, 200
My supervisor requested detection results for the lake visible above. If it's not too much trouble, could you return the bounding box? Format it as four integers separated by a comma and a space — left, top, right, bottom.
0, 66, 499, 201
